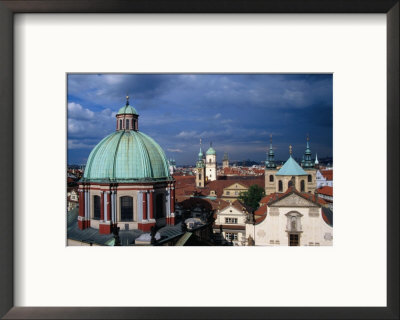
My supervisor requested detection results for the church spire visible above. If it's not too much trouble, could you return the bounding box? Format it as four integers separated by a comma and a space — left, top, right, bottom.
198, 138, 203, 160
302, 135, 314, 169
265, 135, 276, 169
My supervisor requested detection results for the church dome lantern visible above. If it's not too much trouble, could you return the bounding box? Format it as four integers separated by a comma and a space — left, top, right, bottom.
116, 95, 139, 131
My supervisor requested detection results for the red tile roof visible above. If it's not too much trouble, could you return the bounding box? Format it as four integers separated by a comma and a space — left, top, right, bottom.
317, 186, 333, 197
321, 170, 333, 181
204, 177, 265, 198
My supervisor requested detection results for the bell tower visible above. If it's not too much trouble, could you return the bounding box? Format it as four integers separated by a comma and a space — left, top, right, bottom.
265, 135, 277, 195
302, 135, 317, 192
206, 142, 217, 181
222, 152, 229, 169
196, 139, 205, 188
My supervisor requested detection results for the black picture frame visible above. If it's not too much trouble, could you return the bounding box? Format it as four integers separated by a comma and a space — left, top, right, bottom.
0, 1, 398, 319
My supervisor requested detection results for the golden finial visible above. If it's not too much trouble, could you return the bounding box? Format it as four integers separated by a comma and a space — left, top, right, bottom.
289, 145, 292, 155
126, 94, 130, 106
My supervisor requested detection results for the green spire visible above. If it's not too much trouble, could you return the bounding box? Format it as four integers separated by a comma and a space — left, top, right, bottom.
196, 138, 205, 168
265, 134, 276, 169
302, 135, 314, 169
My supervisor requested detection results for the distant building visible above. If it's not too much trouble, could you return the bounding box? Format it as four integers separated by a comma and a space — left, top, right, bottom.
67, 188, 79, 212
222, 152, 229, 169
168, 158, 176, 175
316, 169, 333, 188
213, 200, 251, 245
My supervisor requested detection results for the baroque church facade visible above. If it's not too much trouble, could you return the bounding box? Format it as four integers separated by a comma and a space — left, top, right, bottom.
265, 136, 317, 195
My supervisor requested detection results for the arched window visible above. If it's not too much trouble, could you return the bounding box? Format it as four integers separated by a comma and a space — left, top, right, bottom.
308, 175, 312, 182
301, 180, 305, 192
119, 119, 122, 130
278, 180, 283, 192
209, 159, 211, 163
269, 175, 274, 182
126, 119, 130, 130
132, 119, 136, 130
199, 174, 202, 180
288, 180, 293, 188
120, 196, 133, 221
155, 194, 165, 219
93, 195, 101, 220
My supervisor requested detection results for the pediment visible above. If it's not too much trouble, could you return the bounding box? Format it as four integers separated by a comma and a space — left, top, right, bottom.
219, 205, 243, 215
270, 193, 319, 208
225, 183, 247, 190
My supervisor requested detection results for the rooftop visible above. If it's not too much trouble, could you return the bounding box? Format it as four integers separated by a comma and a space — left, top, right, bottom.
276, 156, 307, 176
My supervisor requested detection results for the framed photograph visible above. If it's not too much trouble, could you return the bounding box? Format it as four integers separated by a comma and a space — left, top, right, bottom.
0, 1, 398, 319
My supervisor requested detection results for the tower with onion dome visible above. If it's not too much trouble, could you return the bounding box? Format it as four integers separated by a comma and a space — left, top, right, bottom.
205, 142, 217, 181
78, 96, 175, 234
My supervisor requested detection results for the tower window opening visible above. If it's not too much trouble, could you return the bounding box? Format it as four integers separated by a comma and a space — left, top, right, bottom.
308, 175, 312, 182
278, 180, 283, 192
119, 119, 122, 130
126, 119, 129, 130
301, 180, 305, 192
269, 175, 274, 182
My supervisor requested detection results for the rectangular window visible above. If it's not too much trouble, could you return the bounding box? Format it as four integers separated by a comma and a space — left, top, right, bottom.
225, 233, 238, 241
126, 119, 129, 129
225, 218, 238, 224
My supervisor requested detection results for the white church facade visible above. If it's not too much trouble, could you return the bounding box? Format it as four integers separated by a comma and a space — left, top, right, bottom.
246, 188, 333, 246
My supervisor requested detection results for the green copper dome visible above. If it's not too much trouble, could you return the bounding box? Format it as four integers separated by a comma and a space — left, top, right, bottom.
82, 131, 171, 182
206, 147, 216, 155
117, 104, 138, 115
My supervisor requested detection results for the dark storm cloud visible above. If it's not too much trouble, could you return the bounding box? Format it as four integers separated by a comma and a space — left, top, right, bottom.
67, 74, 332, 165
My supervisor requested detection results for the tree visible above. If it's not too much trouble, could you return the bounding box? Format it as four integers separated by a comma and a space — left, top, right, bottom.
238, 184, 265, 210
